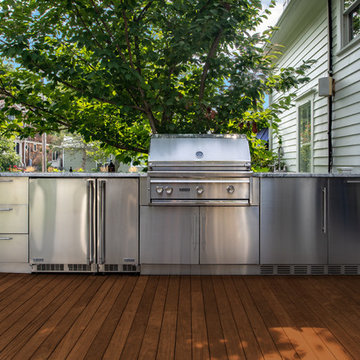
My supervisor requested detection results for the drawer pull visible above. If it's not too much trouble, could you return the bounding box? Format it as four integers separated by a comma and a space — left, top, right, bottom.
0, 208, 13, 212
0, 237, 13, 240
0, 179, 14, 183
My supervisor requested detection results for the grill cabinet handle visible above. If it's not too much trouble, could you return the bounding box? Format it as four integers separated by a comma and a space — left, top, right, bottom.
98, 180, 106, 264
322, 187, 327, 234
0, 237, 13, 240
0, 208, 13, 212
0, 179, 14, 183
87, 180, 96, 265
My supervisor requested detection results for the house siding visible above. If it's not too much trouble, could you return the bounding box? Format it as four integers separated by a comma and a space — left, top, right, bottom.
271, 0, 360, 173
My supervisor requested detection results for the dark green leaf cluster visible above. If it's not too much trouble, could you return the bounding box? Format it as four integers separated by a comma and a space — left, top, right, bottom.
0, 0, 312, 165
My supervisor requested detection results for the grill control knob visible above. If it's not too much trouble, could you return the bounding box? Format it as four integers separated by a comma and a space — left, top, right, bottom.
165, 186, 173, 195
156, 186, 164, 194
227, 185, 235, 194
196, 186, 204, 195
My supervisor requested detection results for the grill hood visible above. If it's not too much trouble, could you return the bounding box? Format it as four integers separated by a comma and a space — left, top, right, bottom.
148, 134, 251, 171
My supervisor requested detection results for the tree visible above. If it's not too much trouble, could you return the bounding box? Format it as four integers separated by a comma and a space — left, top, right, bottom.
0, 0, 312, 169
0, 137, 20, 171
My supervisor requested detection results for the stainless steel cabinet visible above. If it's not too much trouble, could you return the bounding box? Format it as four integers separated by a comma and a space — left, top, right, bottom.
328, 178, 360, 264
140, 205, 259, 265
260, 178, 328, 264
140, 206, 198, 264
97, 178, 138, 270
200, 207, 259, 264
30, 177, 139, 272
30, 178, 93, 266
0, 177, 29, 264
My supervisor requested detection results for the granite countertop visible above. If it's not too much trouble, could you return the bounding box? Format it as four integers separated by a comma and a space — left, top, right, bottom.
1, 172, 359, 178
0, 172, 143, 178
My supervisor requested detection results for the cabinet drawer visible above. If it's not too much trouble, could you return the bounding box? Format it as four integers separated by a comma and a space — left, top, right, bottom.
0, 234, 28, 262
0, 177, 28, 204
0, 205, 28, 233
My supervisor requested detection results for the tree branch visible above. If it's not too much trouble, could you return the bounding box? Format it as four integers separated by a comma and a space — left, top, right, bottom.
199, 29, 223, 102
122, 9, 135, 69
135, 1, 155, 22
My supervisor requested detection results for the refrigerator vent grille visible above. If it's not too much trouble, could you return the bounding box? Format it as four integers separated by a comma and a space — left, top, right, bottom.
260, 265, 274, 275
344, 265, 359, 275
328, 265, 342, 275
68, 264, 92, 272
294, 265, 308, 275
104, 264, 119, 272
123, 264, 137, 272
311, 265, 325, 275
36, 264, 64, 271
277, 265, 291, 275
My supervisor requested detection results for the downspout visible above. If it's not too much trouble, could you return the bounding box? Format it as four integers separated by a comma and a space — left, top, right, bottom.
327, 0, 334, 173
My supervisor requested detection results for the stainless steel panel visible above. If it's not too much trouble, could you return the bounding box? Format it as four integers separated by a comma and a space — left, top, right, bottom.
0, 177, 28, 204
329, 178, 360, 264
0, 205, 28, 233
0, 234, 28, 262
150, 199, 249, 206
260, 178, 328, 264
140, 206, 198, 264
29, 178, 92, 264
200, 207, 259, 264
100, 178, 139, 266
150, 178, 249, 200
148, 134, 250, 168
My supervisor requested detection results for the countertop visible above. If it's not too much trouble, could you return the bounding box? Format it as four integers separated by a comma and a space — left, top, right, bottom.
1, 172, 359, 178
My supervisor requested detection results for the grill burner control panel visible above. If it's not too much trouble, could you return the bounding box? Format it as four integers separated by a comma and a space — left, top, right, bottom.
151, 179, 250, 200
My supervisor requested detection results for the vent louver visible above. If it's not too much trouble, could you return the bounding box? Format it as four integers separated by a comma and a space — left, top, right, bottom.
260, 265, 274, 275
105, 264, 119, 272
123, 264, 137, 272
294, 265, 308, 275
328, 265, 342, 275
36, 264, 64, 272
344, 265, 359, 275
68, 264, 91, 272
277, 265, 291, 275
311, 265, 325, 275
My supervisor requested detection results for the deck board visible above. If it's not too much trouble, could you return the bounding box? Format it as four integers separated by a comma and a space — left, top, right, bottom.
0, 273, 359, 360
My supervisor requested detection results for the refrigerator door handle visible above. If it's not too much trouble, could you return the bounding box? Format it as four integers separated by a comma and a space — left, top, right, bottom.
87, 179, 96, 264
98, 180, 106, 264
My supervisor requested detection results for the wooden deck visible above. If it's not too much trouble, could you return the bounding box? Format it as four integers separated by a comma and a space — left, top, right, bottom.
0, 274, 360, 359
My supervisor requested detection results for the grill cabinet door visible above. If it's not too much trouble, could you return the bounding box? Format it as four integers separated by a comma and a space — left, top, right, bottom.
329, 178, 360, 264
140, 206, 199, 264
200, 206, 259, 264
29, 178, 92, 264
260, 178, 328, 264
98, 178, 138, 267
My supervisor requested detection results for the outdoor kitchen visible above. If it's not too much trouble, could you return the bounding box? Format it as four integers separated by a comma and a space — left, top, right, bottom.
1, 134, 359, 276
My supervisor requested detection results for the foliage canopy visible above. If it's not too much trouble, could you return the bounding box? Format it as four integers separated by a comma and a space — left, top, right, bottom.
0, 0, 312, 168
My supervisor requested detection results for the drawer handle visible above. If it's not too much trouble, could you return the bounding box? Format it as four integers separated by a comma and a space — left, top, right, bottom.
0, 208, 13, 212
0, 179, 14, 183
0, 237, 13, 240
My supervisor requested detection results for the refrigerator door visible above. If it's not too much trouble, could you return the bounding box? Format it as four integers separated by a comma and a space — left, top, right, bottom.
97, 178, 139, 271
29, 178, 94, 265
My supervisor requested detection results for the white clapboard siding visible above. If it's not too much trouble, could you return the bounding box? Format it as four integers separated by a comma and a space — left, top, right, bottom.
270, 0, 360, 173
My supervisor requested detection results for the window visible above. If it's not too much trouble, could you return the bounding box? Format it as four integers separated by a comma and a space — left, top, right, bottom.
52, 150, 59, 161
33, 144, 37, 151
343, 0, 360, 45
298, 101, 312, 172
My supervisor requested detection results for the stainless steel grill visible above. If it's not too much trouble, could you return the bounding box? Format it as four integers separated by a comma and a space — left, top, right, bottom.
147, 134, 257, 206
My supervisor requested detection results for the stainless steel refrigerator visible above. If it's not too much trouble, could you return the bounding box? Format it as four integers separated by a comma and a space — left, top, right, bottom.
29, 177, 138, 272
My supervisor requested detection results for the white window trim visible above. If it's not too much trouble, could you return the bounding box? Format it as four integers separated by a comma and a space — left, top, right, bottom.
340, 0, 360, 49
296, 93, 314, 173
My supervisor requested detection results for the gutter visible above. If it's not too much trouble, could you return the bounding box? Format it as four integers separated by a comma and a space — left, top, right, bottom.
327, 0, 333, 173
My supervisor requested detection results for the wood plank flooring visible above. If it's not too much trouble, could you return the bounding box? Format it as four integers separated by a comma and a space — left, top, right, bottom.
0, 274, 360, 359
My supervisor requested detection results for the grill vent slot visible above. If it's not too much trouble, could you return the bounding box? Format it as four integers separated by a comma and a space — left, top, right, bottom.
344, 265, 358, 275
36, 264, 64, 272
260, 265, 274, 275
123, 264, 137, 272
68, 264, 91, 272
311, 265, 325, 275
328, 265, 342, 275
277, 265, 291, 275
294, 265, 308, 275
105, 264, 119, 272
